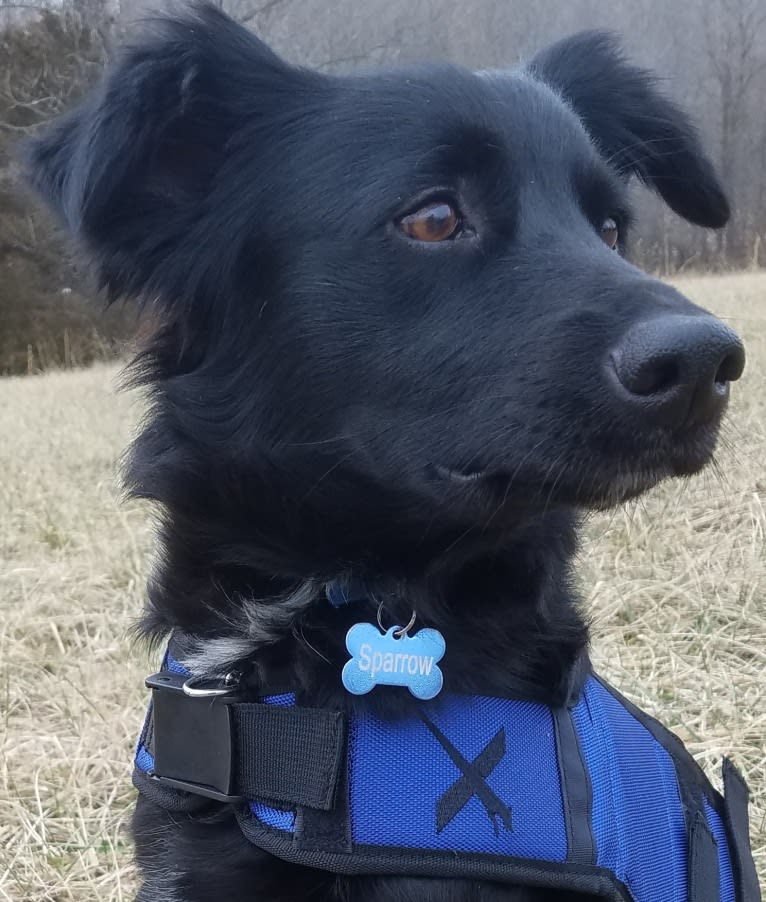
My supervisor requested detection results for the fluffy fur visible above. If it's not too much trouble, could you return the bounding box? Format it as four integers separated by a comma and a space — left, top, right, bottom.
27, 5, 742, 900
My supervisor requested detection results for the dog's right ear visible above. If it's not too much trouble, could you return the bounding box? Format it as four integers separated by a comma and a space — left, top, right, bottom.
26, 2, 308, 303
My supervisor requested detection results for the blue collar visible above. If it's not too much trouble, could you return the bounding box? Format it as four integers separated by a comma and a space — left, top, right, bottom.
325, 578, 367, 608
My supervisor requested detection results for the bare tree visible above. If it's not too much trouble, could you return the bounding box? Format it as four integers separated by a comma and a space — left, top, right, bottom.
0, 2, 133, 374
701, 0, 766, 262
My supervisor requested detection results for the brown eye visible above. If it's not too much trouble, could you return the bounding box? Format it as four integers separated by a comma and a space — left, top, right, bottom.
600, 217, 619, 249
399, 202, 460, 242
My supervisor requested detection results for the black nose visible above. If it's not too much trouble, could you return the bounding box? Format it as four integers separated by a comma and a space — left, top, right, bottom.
609, 315, 745, 427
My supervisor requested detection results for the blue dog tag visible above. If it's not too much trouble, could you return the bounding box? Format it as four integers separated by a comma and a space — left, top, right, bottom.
342, 622, 446, 700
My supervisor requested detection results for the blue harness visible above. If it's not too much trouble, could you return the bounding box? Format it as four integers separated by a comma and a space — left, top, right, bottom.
134, 639, 760, 902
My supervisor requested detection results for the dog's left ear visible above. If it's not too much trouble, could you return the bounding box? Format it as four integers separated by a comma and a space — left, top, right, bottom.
529, 31, 729, 228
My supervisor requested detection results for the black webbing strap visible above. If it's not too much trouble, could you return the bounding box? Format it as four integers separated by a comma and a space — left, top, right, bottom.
144, 671, 346, 810
552, 707, 595, 866
231, 703, 346, 809
689, 812, 721, 902
723, 758, 762, 902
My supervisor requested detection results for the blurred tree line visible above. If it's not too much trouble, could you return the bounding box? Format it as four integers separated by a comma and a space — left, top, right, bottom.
1, 0, 764, 374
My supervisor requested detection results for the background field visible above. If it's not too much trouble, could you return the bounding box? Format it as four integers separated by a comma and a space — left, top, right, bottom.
1, 272, 765, 901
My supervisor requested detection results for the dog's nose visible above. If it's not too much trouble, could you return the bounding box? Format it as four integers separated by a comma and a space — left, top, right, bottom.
609, 315, 745, 427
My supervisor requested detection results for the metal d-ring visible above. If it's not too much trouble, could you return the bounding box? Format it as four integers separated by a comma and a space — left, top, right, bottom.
377, 601, 417, 639
182, 671, 240, 698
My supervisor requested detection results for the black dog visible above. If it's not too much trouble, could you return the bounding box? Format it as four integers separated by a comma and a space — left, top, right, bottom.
28, 4, 749, 900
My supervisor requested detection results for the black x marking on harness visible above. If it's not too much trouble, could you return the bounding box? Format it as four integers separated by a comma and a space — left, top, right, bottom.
420, 714, 513, 836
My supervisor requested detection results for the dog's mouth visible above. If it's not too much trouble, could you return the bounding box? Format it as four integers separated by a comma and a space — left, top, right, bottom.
435, 465, 485, 484
435, 421, 722, 509
436, 464, 668, 507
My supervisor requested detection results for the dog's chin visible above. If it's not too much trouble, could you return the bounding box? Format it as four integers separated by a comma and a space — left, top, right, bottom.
435, 422, 722, 512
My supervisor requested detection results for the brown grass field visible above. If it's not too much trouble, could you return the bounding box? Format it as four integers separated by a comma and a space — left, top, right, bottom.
1, 272, 764, 901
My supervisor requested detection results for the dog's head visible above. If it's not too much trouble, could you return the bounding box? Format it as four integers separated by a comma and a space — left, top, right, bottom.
27, 4, 743, 563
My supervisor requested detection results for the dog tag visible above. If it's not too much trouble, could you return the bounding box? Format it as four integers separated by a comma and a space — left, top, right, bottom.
342, 622, 445, 700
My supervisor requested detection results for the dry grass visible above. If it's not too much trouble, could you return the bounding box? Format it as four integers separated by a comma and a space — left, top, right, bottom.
1, 272, 764, 901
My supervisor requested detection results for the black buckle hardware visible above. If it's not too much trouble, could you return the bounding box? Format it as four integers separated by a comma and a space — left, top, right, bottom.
145, 671, 243, 804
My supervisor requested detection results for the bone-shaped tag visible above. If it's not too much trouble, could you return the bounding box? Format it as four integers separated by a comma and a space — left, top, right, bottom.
342, 622, 445, 700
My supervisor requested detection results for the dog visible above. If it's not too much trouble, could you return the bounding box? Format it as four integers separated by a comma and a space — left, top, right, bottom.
28, 4, 757, 901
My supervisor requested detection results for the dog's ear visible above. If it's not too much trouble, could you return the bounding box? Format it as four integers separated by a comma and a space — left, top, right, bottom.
529, 31, 729, 228
26, 2, 308, 302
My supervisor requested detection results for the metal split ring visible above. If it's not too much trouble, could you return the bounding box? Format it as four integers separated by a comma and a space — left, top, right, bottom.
376, 601, 417, 639
182, 671, 240, 698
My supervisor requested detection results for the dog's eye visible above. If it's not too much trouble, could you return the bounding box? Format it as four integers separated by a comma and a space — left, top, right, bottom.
600, 217, 619, 249
399, 202, 461, 242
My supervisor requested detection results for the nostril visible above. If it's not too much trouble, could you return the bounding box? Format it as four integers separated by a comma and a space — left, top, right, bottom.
715, 348, 745, 385
610, 349, 681, 397
633, 356, 679, 396
714, 361, 729, 387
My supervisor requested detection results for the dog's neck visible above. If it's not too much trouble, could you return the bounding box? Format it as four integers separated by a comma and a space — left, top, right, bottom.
142, 503, 590, 708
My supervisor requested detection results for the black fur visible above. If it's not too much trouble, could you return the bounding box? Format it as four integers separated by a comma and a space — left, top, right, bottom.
27, 5, 740, 900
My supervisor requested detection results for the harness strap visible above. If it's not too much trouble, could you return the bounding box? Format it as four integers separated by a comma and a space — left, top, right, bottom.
143, 670, 346, 810
689, 812, 721, 902
232, 704, 345, 809
723, 758, 762, 902
552, 707, 595, 866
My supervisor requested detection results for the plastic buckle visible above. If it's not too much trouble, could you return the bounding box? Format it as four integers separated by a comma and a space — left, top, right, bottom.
145, 671, 243, 803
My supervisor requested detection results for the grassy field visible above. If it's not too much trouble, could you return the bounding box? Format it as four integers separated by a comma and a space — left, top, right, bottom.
1, 272, 765, 901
